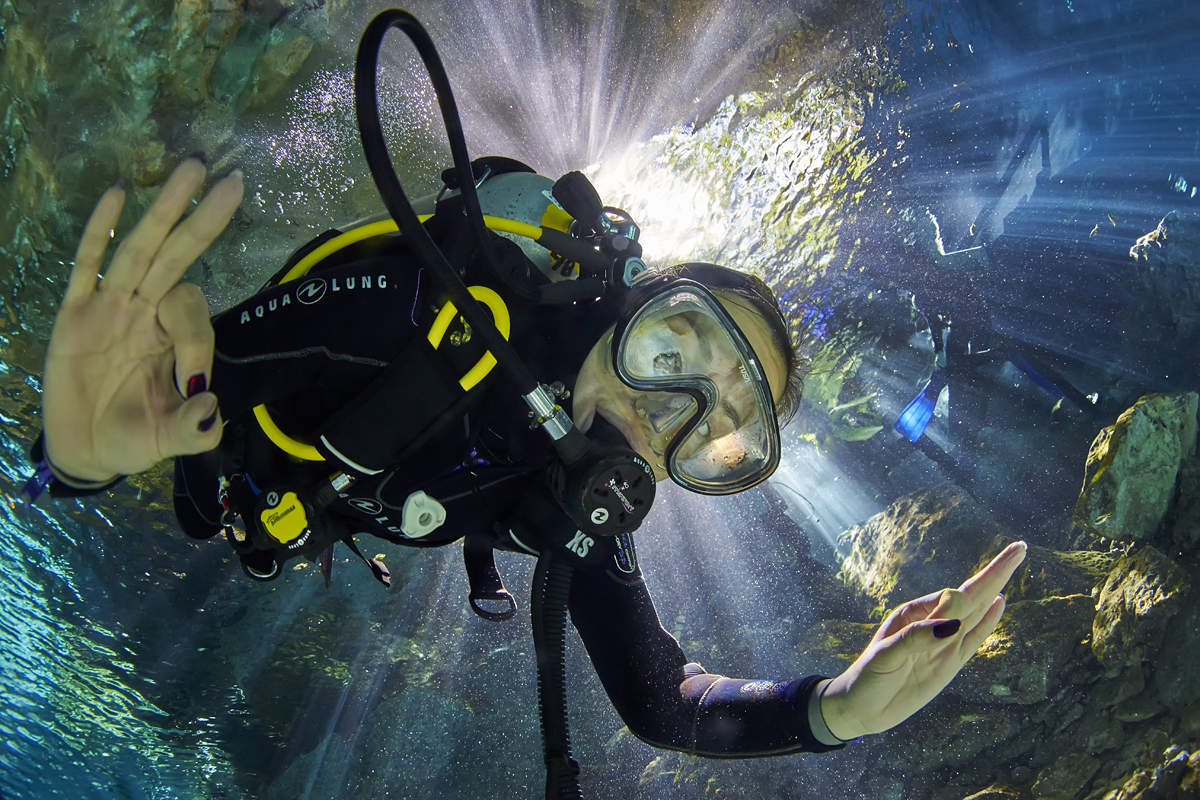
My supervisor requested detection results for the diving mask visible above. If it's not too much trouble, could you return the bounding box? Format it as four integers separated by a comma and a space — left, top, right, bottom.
611, 278, 781, 494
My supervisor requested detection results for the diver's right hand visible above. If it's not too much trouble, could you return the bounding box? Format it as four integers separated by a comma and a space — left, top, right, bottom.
40, 159, 244, 482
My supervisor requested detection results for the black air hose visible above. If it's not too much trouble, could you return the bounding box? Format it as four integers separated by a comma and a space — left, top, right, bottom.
531, 551, 583, 800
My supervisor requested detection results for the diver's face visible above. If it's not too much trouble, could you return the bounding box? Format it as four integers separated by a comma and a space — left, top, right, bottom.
572, 293, 787, 482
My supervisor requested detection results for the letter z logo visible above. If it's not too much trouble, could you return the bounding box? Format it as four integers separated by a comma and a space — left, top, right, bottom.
565, 530, 594, 558
296, 278, 327, 305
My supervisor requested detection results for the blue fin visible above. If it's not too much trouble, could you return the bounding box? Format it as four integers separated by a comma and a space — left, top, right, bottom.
1010, 354, 1066, 399
894, 371, 949, 442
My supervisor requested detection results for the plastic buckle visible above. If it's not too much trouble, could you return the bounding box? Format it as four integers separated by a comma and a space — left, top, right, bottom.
469, 589, 517, 622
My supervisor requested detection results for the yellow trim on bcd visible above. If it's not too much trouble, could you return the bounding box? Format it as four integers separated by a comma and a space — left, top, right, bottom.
260, 491, 309, 545
253, 215, 521, 462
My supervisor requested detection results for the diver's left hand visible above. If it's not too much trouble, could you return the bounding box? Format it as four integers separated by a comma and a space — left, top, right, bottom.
818, 540, 1027, 740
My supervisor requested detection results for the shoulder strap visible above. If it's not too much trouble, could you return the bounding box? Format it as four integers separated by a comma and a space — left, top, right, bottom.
314, 335, 468, 475
463, 531, 517, 621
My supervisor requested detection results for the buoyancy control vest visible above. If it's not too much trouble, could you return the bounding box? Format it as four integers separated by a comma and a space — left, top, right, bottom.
173, 164, 636, 591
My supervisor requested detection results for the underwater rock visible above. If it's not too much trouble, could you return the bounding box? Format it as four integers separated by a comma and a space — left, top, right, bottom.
998, 545, 1116, 605
1169, 457, 1200, 554
162, 0, 244, 107
884, 700, 1024, 773
837, 484, 1008, 616
1149, 582, 1200, 711
1032, 751, 1101, 800
1129, 209, 1200, 343
213, 15, 273, 103
241, 25, 314, 112
1074, 393, 1199, 542
1091, 746, 1200, 800
951, 595, 1095, 705
961, 786, 1028, 800
791, 619, 877, 676
1090, 544, 1190, 673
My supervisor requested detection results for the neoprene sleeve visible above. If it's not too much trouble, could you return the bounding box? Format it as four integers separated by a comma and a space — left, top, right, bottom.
568, 565, 845, 756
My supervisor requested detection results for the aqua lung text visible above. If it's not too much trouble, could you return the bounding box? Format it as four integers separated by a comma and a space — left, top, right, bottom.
239, 274, 390, 325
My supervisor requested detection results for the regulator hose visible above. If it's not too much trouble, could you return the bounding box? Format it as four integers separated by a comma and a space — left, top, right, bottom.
531, 551, 583, 800
354, 9, 542, 399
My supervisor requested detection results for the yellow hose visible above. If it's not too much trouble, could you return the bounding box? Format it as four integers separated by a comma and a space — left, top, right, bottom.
255, 216, 521, 462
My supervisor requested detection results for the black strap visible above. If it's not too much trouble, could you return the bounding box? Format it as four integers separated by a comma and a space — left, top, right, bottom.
316, 336, 465, 475
464, 532, 517, 621
341, 534, 392, 587
440, 156, 535, 190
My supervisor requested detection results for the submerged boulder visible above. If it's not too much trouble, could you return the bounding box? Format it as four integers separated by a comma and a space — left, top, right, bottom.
1129, 209, 1200, 343
1032, 752, 1101, 800
1074, 393, 1198, 542
997, 545, 1116, 605
791, 619, 876, 676
1090, 544, 1190, 672
961, 786, 1028, 800
1169, 456, 1200, 554
950, 594, 1096, 705
837, 484, 1008, 616
1093, 746, 1200, 800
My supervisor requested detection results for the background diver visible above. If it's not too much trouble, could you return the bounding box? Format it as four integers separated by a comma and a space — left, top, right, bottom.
20, 10, 1027, 798
893, 207, 1104, 450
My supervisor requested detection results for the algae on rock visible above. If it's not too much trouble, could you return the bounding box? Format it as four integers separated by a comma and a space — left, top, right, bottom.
837, 484, 1008, 617
1074, 393, 1198, 542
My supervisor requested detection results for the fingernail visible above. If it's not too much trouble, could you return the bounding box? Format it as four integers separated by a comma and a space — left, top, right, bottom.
189, 151, 209, 165
226, 168, 244, 181
186, 374, 207, 398
112, 177, 126, 191
199, 413, 218, 433
933, 619, 961, 639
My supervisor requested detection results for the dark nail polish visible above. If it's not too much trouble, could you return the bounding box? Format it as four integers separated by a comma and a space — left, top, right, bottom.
189, 151, 209, 165
199, 413, 218, 433
933, 620, 961, 639
112, 177, 126, 190
186, 374, 206, 398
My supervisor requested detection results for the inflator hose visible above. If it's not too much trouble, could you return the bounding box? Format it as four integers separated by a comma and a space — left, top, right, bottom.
354, 10, 542, 400
532, 552, 583, 800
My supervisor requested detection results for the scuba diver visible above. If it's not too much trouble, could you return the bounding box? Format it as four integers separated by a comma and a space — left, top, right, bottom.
19, 10, 1026, 798
895, 208, 1102, 446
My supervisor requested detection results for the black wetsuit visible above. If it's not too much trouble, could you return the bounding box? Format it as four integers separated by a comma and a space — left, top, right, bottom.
35, 227, 846, 758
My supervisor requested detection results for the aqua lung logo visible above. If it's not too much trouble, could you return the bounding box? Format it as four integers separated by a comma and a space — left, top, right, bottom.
337, 492, 403, 535
239, 274, 389, 324
348, 498, 383, 516
295, 278, 327, 304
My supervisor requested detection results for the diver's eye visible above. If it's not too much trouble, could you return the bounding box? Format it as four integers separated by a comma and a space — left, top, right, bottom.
651, 351, 683, 375
696, 420, 710, 437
